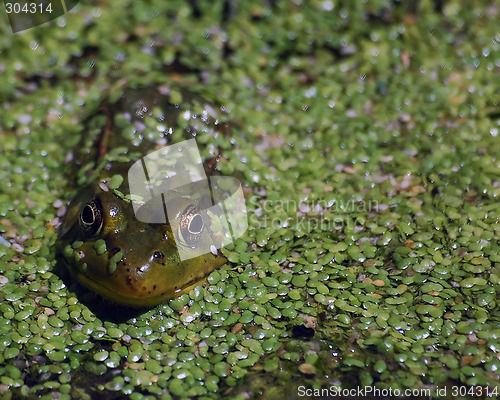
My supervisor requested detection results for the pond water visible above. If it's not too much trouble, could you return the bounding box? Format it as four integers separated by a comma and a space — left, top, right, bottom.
0, 1, 499, 399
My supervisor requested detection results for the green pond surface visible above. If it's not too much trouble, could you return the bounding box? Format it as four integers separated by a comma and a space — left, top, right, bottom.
0, 1, 499, 399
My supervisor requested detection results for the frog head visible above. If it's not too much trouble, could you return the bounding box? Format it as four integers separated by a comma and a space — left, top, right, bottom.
56, 181, 226, 307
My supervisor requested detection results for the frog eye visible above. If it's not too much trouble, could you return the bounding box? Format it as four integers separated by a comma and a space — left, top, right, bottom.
178, 204, 204, 247
79, 198, 103, 237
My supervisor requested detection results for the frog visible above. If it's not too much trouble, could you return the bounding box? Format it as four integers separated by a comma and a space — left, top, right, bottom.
56, 86, 228, 307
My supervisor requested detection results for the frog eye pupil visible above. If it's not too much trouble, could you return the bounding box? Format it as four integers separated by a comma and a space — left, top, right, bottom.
179, 205, 204, 247
188, 214, 203, 235
81, 205, 95, 224
79, 198, 103, 236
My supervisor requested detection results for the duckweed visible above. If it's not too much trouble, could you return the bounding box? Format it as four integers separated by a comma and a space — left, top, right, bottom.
108, 174, 124, 190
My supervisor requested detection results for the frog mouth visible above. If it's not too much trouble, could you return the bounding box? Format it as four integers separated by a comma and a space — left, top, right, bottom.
67, 260, 212, 308
71, 271, 183, 307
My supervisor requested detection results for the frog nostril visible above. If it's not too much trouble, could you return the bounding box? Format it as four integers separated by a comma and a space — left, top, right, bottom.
109, 247, 121, 257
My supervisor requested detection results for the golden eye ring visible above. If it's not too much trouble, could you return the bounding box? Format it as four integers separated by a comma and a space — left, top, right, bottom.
178, 204, 204, 247
79, 198, 104, 237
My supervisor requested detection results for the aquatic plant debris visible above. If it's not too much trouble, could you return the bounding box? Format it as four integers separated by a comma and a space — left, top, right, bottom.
0, 1, 499, 399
